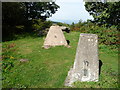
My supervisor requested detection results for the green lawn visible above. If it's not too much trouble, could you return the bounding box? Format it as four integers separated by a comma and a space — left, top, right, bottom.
2, 32, 118, 88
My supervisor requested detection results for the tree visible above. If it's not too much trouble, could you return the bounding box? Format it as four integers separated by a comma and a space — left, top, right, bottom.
2, 2, 59, 25
24, 2, 59, 20
2, 2, 59, 41
2, 2, 25, 26
2, 2, 26, 41
23, 2, 59, 33
84, 1, 120, 27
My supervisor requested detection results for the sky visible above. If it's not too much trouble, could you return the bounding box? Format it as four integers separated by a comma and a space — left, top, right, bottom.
47, 0, 94, 24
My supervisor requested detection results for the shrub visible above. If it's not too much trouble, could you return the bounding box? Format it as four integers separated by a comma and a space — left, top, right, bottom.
70, 22, 118, 49
56, 22, 70, 27
32, 19, 52, 36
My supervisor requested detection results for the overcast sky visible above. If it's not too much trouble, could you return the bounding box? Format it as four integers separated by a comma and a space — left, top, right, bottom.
47, 0, 94, 24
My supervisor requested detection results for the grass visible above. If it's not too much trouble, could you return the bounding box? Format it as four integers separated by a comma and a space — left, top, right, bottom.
73, 44, 118, 88
2, 31, 119, 88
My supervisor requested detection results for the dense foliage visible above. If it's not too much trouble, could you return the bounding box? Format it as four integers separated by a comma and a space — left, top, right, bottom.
32, 19, 52, 36
2, 2, 59, 41
24, 2, 59, 20
70, 21, 119, 49
85, 1, 120, 27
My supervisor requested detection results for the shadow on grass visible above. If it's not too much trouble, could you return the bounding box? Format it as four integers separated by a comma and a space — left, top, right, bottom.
66, 40, 70, 45
99, 60, 103, 75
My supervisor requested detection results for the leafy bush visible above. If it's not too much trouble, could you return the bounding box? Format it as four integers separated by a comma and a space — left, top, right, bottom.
70, 21, 118, 49
56, 22, 70, 27
32, 19, 52, 36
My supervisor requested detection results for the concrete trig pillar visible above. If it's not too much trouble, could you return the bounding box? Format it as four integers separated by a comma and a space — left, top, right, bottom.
65, 33, 99, 87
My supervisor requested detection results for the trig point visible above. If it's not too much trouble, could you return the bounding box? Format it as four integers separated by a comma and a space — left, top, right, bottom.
65, 33, 99, 87
43, 25, 68, 49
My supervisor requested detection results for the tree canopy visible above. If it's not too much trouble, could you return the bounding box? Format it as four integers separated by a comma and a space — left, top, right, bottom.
2, 2, 59, 41
2, 2, 25, 26
2, 2, 59, 25
24, 2, 59, 20
85, 1, 120, 27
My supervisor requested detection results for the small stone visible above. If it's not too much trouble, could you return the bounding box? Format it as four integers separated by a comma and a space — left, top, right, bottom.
43, 45, 51, 49
19, 59, 29, 62
67, 45, 71, 48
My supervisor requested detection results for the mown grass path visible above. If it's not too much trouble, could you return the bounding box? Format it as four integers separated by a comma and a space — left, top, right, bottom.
2, 32, 118, 88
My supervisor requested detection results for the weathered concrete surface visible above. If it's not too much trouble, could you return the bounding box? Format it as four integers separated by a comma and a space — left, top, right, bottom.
43, 25, 68, 49
65, 33, 99, 87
